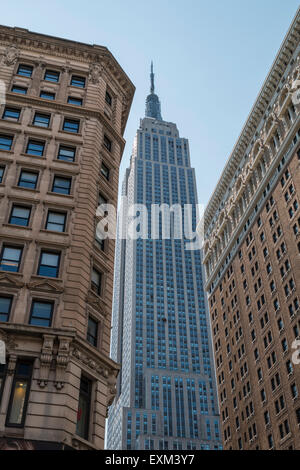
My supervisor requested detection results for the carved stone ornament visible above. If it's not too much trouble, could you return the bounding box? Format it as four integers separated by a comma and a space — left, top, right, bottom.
89, 63, 104, 85
2, 46, 19, 66
0, 329, 18, 352
106, 370, 118, 413
55, 336, 72, 390
38, 334, 55, 388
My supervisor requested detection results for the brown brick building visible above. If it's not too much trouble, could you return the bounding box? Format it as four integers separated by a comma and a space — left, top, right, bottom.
0, 26, 134, 450
203, 11, 300, 450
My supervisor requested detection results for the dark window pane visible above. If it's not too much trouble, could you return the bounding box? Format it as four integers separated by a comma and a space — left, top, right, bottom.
44, 70, 60, 82
91, 269, 101, 295
105, 91, 112, 106
30, 301, 53, 327
9, 206, 31, 226
0, 167, 4, 183
76, 376, 91, 439
0, 296, 12, 322
3, 108, 20, 121
103, 135, 112, 152
0, 135, 13, 151
26, 140, 45, 156
100, 163, 110, 180
46, 211, 66, 232
38, 251, 60, 278
57, 146, 75, 162
18, 171, 38, 189
40, 91, 55, 100
87, 317, 98, 347
17, 64, 33, 77
71, 76, 85, 88
63, 119, 80, 133
68, 96, 83, 106
0, 246, 22, 272
33, 113, 50, 128
11, 86, 27, 95
52, 177, 71, 194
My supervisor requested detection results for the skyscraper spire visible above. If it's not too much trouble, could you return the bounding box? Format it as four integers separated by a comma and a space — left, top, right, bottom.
145, 61, 162, 120
150, 60, 155, 94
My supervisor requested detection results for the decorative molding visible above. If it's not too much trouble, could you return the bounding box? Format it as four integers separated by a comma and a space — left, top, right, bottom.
0, 272, 25, 288
0, 329, 18, 352
89, 63, 104, 85
27, 278, 64, 293
38, 334, 55, 388
1, 45, 19, 66
55, 336, 72, 390
86, 291, 109, 317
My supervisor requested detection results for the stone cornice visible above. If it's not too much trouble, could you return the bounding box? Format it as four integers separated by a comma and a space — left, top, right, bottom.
0, 25, 135, 134
205, 8, 300, 230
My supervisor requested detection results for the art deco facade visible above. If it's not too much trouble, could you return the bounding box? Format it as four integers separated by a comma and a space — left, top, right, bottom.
107, 66, 221, 451
203, 10, 300, 450
0, 26, 134, 450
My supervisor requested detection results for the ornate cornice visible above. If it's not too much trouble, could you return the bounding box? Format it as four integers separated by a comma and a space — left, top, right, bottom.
0, 25, 135, 133
205, 9, 300, 231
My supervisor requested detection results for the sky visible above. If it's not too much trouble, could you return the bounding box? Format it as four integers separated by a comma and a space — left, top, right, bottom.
1, 0, 299, 206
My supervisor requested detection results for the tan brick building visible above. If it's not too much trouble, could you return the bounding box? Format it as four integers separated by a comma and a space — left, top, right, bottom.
0, 26, 134, 450
203, 11, 300, 450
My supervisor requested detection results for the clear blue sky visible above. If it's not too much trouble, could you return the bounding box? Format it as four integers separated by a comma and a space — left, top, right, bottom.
2, 0, 299, 205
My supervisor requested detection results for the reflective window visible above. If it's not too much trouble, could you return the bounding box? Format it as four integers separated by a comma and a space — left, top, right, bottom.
3, 107, 20, 121
29, 300, 53, 327
26, 140, 45, 156
0, 246, 22, 272
0, 135, 13, 151
6, 361, 32, 427
18, 170, 38, 189
52, 176, 71, 195
17, 64, 33, 77
40, 91, 55, 100
9, 205, 31, 226
68, 96, 82, 106
46, 211, 66, 232
11, 85, 27, 95
71, 76, 85, 88
0, 296, 12, 322
38, 251, 60, 278
33, 113, 50, 128
63, 119, 80, 133
57, 145, 76, 162
44, 70, 60, 82
87, 317, 98, 347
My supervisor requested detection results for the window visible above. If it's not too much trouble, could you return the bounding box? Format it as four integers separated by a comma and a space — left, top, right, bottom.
291, 383, 298, 399
91, 268, 102, 296
3, 107, 20, 121
0, 246, 22, 272
9, 205, 31, 227
0, 296, 12, 322
26, 140, 45, 156
18, 170, 38, 189
52, 176, 71, 195
68, 96, 83, 106
57, 145, 76, 162
100, 163, 110, 180
11, 85, 27, 95
40, 91, 55, 100
0, 166, 5, 183
87, 317, 98, 347
6, 361, 32, 427
71, 75, 85, 88
105, 91, 112, 106
44, 70, 60, 82
38, 251, 60, 278
33, 113, 50, 128
46, 211, 66, 232
296, 408, 300, 425
29, 300, 53, 327
0, 135, 13, 151
103, 135, 112, 152
76, 375, 92, 440
63, 118, 80, 133
17, 64, 33, 77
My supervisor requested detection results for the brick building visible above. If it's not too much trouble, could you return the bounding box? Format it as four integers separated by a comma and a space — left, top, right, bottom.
203, 11, 300, 449
0, 26, 134, 450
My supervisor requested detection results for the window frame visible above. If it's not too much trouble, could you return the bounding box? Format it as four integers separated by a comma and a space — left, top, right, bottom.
39, 91, 56, 100
44, 69, 60, 83
70, 75, 86, 88
37, 250, 61, 278
0, 135, 13, 152
29, 299, 54, 328
62, 118, 80, 134
11, 85, 27, 95
45, 210, 67, 233
18, 169, 39, 190
26, 139, 45, 157
57, 145, 76, 163
17, 64, 33, 78
33, 112, 51, 128
52, 175, 72, 195
0, 245, 23, 273
2, 107, 21, 121
0, 295, 13, 323
76, 375, 92, 440
9, 204, 32, 227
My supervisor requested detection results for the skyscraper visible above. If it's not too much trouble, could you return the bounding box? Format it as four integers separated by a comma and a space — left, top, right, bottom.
106, 65, 221, 450
203, 10, 300, 450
